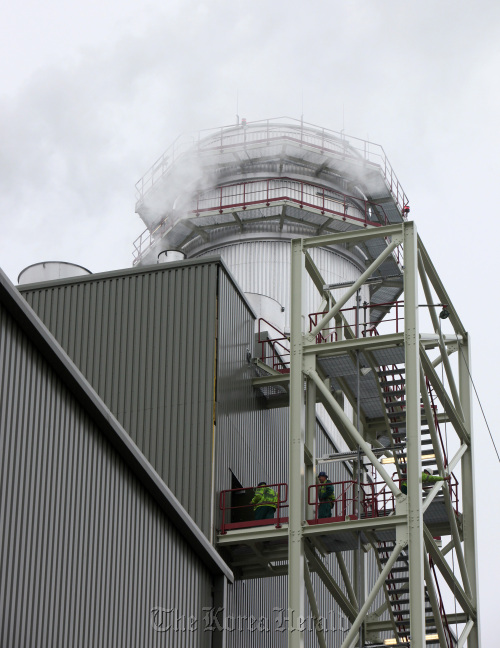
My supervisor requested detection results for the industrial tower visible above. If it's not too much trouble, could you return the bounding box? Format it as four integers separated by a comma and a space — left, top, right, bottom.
133, 118, 480, 647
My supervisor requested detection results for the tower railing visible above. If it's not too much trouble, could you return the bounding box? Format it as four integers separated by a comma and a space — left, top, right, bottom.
309, 299, 405, 343
135, 117, 409, 213
257, 318, 290, 373
132, 177, 394, 264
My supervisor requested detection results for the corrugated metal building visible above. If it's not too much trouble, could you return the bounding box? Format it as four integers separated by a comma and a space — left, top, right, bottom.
0, 267, 232, 648
19, 258, 242, 540
3, 256, 361, 646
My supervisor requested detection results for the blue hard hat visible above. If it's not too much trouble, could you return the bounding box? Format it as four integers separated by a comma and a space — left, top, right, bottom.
318, 471, 328, 478
257, 481, 266, 487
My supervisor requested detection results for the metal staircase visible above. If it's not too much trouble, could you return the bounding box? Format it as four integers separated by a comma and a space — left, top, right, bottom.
377, 540, 456, 647
376, 364, 458, 646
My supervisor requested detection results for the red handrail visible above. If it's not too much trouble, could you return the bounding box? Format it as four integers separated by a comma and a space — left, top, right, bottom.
193, 177, 388, 225
257, 319, 290, 373
307, 479, 400, 524
308, 300, 405, 343
219, 482, 288, 534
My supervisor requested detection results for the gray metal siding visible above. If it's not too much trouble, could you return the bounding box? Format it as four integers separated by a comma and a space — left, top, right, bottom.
0, 303, 214, 648
196, 240, 368, 331
215, 271, 361, 647
20, 263, 218, 537
215, 269, 289, 496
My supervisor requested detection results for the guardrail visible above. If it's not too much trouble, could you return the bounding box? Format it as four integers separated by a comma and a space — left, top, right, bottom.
258, 318, 290, 373
132, 176, 393, 263
219, 474, 458, 534
308, 300, 405, 343
307, 474, 459, 524
192, 177, 391, 225
135, 117, 409, 214
219, 482, 288, 534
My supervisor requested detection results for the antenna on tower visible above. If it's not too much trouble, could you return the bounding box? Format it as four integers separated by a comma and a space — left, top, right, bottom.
236, 90, 239, 125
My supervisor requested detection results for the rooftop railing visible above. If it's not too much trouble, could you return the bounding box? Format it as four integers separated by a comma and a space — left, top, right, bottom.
135, 117, 409, 213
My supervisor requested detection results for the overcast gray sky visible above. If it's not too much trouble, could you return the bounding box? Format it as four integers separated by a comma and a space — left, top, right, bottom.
1, 0, 498, 642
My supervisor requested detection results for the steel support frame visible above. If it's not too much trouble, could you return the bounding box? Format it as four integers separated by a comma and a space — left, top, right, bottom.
403, 222, 426, 646
289, 238, 306, 647
287, 222, 480, 647
459, 340, 480, 648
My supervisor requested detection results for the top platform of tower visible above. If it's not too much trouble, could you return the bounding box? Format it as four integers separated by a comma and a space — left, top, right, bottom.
133, 117, 409, 266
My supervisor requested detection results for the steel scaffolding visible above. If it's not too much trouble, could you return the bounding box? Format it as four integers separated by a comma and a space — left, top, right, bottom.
286, 222, 479, 647
216, 224, 479, 646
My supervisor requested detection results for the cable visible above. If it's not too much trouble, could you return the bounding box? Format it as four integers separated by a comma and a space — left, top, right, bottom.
458, 345, 500, 463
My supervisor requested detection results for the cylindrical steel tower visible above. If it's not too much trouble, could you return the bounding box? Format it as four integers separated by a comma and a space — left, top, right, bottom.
133, 119, 409, 460
133, 117, 407, 332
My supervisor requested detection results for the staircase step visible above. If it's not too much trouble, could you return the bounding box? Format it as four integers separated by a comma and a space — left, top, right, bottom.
393, 432, 432, 450
386, 399, 406, 407
396, 616, 436, 627
389, 596, 431, 605
378, 368, 406, 377
390, 418, 429, 428
379, 551, 408, 560
380, 559, 408, 567
380, 378, 406, 387
386, 577, 411, 585
382, 388, 406, 396
387, 432, 432, 450
377, 543, 397, 552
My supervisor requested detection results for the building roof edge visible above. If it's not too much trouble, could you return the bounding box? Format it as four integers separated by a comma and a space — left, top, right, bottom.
0, 266, 234, 582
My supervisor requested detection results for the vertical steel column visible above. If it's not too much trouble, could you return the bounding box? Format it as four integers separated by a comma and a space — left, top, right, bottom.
289, 238, 306, 647
354, 289, 364, 648
305, 378, 316, 519
404, 222, 425, 645
459, 340, 480, 647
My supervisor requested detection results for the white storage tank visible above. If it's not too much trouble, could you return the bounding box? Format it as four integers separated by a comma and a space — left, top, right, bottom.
18, 261, 92, 285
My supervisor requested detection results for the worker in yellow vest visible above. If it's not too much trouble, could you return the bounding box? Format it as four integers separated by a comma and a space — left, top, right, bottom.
401, 469, 445, 495
317, 471, 336, 518
251, 482, 278, 520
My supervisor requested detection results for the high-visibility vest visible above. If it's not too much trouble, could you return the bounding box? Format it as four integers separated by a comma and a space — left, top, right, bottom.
402, 472, 445, 492
319, 482, 335, 503
251, 487, 278, 509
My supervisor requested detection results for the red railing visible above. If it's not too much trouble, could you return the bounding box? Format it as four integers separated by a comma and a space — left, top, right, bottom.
308, 300, 404, 343
192, 177, 390, 226
394, 473, 459, 513
132, 178, 392, 263
257, 319, 290, 373
220, 474, 459, 534
307, 479, 399, 524
257, 301, 404, 374
219, 483, 288, 535
307, 474, 458, 525
135, 117, 409, 213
